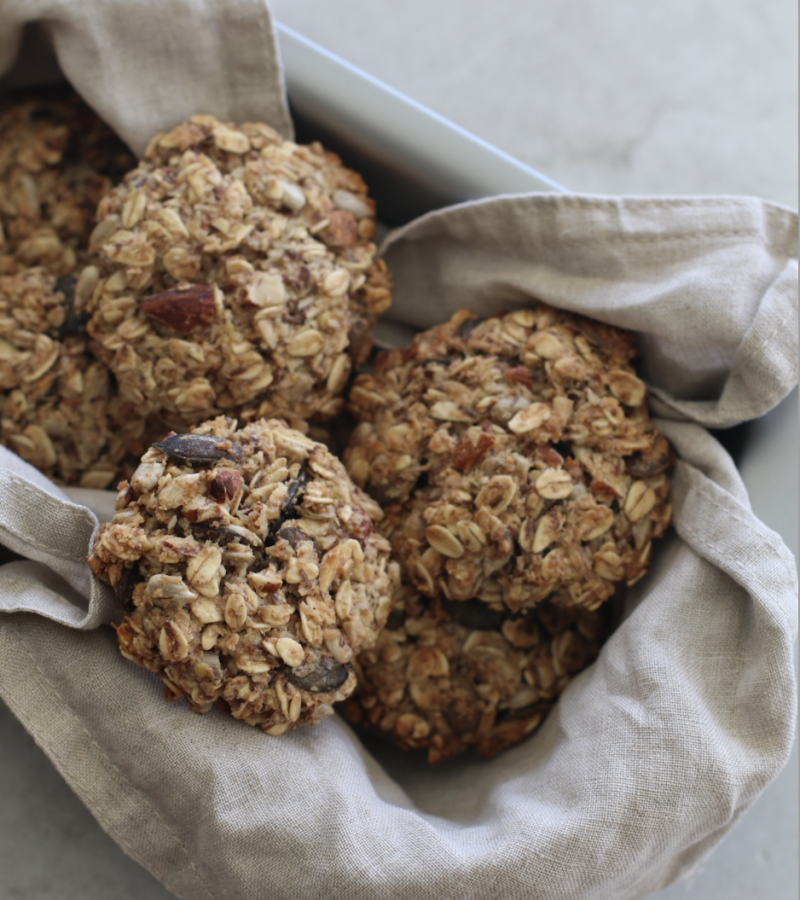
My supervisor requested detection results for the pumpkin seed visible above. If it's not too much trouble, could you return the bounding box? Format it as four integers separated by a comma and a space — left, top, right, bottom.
153, 433, 243, 465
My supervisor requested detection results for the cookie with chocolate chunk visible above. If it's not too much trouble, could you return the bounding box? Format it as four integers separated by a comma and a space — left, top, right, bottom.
345, 306, 674, 613
88, 416, 399, 734
0, 266, 149, 487
85, 114, 392, 431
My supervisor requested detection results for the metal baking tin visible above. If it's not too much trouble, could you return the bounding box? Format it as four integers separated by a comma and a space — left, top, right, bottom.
275, 21, 797, 557
276, 22, 566, 227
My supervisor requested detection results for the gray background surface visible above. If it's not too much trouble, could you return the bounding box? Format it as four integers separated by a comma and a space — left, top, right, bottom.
1, 1, 797, 898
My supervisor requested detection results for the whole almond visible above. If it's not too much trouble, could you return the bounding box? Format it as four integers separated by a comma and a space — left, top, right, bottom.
140, 284, 215, 331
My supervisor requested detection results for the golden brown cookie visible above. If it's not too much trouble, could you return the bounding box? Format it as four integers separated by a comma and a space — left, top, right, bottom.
88, 416, 399, 734
345, 306, 674, 613
85, 115, 392, 431
0, 266, 149, 486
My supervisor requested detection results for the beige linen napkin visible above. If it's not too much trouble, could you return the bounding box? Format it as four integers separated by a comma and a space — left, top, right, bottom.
0, 6, 798, 900
0, 0, 293, 152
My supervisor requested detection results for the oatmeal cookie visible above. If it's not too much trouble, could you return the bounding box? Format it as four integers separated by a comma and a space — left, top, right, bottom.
85, 114, 392, 430
0, 89, 135, 276
345, 306, 674, 612
0, 266, 150, 486
87, 416, 399, 734
344, 581, 610, 762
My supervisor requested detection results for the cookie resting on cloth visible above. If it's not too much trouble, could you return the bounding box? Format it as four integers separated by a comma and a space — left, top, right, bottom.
87, 417, 399, 733
345, 306, 674, 613
345, 581, 610, 762
0, 265, 150, 487
84, 114, 392, 431
0, 88, 135, 276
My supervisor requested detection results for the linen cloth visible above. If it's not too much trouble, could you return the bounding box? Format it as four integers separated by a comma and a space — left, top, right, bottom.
0, 5, 798, 900
0, 0, 293, 152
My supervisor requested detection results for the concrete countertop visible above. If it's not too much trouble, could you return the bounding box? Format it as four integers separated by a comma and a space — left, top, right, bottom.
0, 1, 796, 897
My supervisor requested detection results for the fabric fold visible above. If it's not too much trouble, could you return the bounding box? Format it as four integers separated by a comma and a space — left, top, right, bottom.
0, 448, 119, 627
382, 193, 798, 427
0, 0, 293, 154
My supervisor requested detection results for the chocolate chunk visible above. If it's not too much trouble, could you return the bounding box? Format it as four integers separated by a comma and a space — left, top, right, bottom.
55, 275, 77, 303
441, 596, 507, 630
55, 275, 91, 336
265, 469, 310, 544
190, 524, 237, 547
385, 608, 407, 631
58, 309, 91, 337
287, 264, 312, 293
283, 469, 309, 518
116, 565, 141, 612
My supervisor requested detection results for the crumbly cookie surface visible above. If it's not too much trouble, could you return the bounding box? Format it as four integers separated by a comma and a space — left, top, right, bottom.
345, 306, 673, 613
85, 114, 392, 430
344, 582, 610, 762
0, 266, 149, 486
88, 417, 399, 734
0, 89, 135, 276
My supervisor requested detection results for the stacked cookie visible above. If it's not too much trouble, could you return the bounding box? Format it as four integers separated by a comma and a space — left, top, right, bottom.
341, 307, 673, 761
